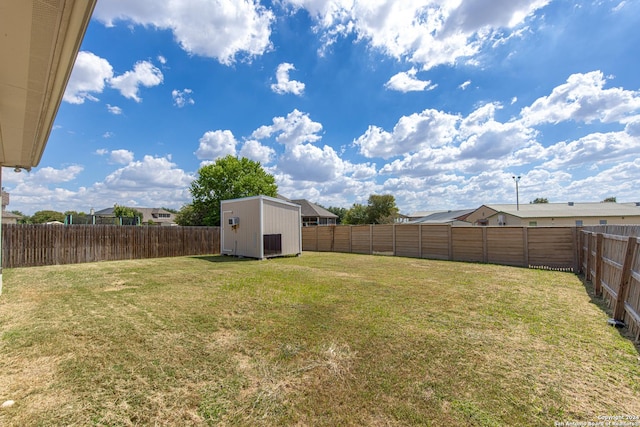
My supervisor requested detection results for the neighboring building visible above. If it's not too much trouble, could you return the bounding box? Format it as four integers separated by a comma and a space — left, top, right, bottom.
220, 195, 302, 259
0, 189, 18, 224
290, 199, 338, 226
466, 202, 640, 227
94, 207, 177, 226
407, 211, 442, 222
410, 209, 475, 226
1, 211, 20, 225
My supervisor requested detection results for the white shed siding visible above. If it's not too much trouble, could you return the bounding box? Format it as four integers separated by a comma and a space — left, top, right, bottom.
221, 195, 302, 259
262, 198, 301, 256
221, 198, 261, 258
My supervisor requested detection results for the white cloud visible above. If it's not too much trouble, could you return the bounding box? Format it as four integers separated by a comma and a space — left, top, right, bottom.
101, 155, 192, 190
195, 130, 238, 161
459, 80, 471, 90
271, 63, 306, 95
110, 149, 135, 165
521, 71, 640, 126
251, 109, 323, 147
157, 55, 167, 64
384, 68, 437, 92
540, 131, 640, 170
110, 60, 164, 102
172, 88, 195, 107
107, 104, 123, 115
239, 140, 275, 164
94, 0, 274, 65
354, 109, 460, 159
285, 0, 550, 70
279, 143, 343, 182
34, 165, 84, 184
63, 51, 113, 104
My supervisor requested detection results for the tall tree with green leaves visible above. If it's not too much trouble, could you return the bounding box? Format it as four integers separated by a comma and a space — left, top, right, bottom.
326, 206, 348, 224
113, 205, 143, 222
602, 197, 617, 203
175, 203, 204, 226
190, 155, 277, 226
366, 194, 399, 224
343, 203, 368, 225
31, 210, 65, 224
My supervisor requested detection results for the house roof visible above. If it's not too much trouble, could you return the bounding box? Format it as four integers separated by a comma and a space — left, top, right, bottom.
94, 207, 176, 222
408, 210, 442, 219
411, 209, 476, 224
482, 202, 640, 218
290, 199, 338, 218
0, 0, 96, 169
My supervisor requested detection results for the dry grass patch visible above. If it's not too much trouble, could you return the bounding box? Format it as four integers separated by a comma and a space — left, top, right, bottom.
1, 252, 639, 426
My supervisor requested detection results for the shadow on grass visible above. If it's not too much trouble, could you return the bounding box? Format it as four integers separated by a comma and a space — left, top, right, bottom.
190, 254, 258, 263
580, 273, 640, 354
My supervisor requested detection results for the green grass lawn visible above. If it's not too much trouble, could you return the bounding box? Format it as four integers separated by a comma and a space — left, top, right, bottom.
1, 252, 638, 426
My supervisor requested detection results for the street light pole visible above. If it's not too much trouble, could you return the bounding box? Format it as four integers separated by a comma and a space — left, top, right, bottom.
512, 175, 521, 211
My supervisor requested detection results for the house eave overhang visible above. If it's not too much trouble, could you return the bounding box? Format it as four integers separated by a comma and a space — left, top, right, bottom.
0, 0, 96, 170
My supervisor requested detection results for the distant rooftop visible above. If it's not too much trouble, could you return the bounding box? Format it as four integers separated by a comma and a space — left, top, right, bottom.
482, 202, 640, 218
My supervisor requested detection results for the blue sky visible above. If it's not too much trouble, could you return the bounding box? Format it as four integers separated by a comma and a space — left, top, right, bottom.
4, 0, 640, 215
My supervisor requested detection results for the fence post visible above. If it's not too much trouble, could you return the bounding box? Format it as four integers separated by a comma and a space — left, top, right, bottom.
613, 236, 637, 321
369, 225, 373, 255
572, 227, 579, 273
447, 225, 453, 261
392, 224, 396, 256
523, 227, 529, 268
586, 232, 593, 281
594, 233, 604, 296
418, 224, 422, 259
577, 228, 585, 274
482, 227, 488, 263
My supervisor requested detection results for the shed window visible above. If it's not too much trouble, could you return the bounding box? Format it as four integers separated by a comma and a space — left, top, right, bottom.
263, 234, 282, 256
599, 220, 608, 225
575, 220, 583, 226
528, 221, 537, 227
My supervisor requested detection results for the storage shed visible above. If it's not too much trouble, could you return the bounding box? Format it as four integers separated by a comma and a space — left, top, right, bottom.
220, 195, 302, 259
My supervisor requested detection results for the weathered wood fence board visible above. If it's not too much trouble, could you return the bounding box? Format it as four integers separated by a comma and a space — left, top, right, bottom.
302, 224, 578, 272
580, 225, 640, 340
2, 224, 220, 268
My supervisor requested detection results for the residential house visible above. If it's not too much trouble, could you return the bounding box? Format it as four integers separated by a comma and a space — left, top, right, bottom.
290, 199, 338, 226
94, 207, 177, 226
465, 202, 640, 227
410, 209, 475, 226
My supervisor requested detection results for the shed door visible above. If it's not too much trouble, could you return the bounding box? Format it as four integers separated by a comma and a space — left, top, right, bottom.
263, 234, 282, 256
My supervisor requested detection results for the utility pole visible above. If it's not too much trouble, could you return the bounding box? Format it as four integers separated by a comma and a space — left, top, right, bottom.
512, 175, 521, 211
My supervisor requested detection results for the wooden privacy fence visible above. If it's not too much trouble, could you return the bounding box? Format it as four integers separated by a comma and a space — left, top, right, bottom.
302, 224, 578, 271
2, 224, 220, 268
580, 225, 640, 340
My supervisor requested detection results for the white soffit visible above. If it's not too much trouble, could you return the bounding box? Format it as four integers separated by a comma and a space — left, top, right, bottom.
0, 0, 96, 170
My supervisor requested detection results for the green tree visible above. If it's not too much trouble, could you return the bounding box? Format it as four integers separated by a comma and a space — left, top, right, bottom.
31, 210, 65, 224
190, 155, 277, 226
343, 203, 368, 225
113, 205, 143, 223
161, 207, 178, 214
531, 197, 549, 204
602, 197, 617, 203
175, 203, 204, 226
366, 194, 399, 224
326, 206, 348, 224
10, 210, 30, 224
